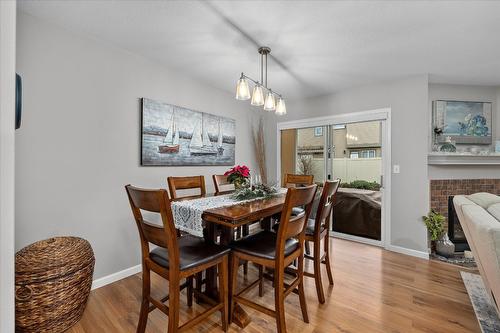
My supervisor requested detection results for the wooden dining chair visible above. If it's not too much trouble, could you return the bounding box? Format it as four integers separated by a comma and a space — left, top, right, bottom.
283, 173, 314, 188
303, 179, 340, 304
277, 173, 315, 253
167, 176, 208, 293
167, 176, 206, 200
125, 185, 229, 333
229, 184, 318, 333
213, 174, 250, 274
212, 174, 235, 196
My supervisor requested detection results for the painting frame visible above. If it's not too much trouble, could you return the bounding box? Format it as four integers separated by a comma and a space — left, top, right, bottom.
140, 98, 236, 166
433, 100, 492, 145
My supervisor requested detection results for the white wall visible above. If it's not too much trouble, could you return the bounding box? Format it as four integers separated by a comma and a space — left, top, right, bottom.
0, 1, 16, 331
428, 83, 500, 180
15, 13, 257, 279
269, 75, 430, 253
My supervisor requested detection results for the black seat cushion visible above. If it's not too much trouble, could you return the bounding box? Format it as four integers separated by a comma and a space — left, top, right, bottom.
305, 218, 326, 236
231, 231, 299, 260
272, 206, 305, 232
272, 218, 324, 236
149, 235, 230, 271
291, 207, 305, 216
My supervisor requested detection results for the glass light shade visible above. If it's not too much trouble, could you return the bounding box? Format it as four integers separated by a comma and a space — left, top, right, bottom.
251, 85, 264, 106
263, 92, 276, 111
275, 98, 286, 115
235, 78, 250, 100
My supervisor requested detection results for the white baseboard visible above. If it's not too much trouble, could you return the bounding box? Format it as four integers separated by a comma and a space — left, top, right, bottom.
331, 232, 383, 247
91, 264, 142, 290
385, 244, 429, 260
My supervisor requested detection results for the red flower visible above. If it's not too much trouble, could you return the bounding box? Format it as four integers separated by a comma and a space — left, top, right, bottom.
224, 165, 250, 178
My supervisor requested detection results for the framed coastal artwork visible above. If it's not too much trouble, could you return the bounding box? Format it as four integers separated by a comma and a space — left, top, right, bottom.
433, 100, 492, 144
141, 98, 235, 166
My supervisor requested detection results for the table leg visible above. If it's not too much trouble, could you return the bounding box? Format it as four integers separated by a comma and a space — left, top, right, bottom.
204, 222, 219, 299
261, 215, 276, 231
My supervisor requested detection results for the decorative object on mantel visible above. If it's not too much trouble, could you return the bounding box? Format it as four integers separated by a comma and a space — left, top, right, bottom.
439, 136, 457, 153
235, 46, 286, 115
433, 100, 492, 145
141, 98, 235, 166
224, 164, 250, 189
15, 237, 95, 333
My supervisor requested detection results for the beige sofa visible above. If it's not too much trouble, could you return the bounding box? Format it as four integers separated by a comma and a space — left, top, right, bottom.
454, 193, 500, 315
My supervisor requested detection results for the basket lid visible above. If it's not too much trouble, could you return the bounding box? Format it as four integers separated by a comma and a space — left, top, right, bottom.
15, 237, 94, 285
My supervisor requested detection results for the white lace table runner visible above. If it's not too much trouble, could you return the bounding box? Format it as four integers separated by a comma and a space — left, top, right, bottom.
171, 190, 286, 237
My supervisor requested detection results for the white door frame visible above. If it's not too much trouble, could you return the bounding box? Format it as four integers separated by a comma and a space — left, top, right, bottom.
0, 1, 16, 332
276, 108, 391, 249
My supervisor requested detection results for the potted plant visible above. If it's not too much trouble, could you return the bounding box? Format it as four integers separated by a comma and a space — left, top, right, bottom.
224, 165, 250, 190
422, 210, 454, 257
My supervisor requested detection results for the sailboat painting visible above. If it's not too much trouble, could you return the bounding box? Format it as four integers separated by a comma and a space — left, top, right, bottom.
141, 98, 235, 166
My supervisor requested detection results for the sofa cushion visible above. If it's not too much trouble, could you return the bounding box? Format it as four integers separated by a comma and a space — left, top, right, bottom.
487, 203, 500, 222
453, 195, 476, 209
467, 192, 500, 209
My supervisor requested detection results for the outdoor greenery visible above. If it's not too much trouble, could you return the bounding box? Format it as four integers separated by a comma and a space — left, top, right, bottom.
422, 210, 445, 241
340, 180, 381, 191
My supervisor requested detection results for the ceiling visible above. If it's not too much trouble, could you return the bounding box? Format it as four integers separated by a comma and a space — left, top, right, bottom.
18, 0, 500, 99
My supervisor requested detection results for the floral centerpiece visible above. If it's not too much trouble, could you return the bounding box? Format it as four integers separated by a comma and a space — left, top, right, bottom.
224, 165, 250, 189
231, 183, 278, 201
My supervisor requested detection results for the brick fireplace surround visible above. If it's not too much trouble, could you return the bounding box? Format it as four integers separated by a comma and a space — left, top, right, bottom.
430, 179, 500, 228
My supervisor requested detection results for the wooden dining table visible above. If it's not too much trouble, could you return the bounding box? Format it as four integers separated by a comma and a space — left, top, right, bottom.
200, 193, 287, 328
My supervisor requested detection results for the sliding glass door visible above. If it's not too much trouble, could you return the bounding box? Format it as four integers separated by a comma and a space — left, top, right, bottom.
279, 115, 388, 247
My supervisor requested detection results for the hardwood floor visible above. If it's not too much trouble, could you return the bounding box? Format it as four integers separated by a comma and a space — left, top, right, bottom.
68, 238, 480, 333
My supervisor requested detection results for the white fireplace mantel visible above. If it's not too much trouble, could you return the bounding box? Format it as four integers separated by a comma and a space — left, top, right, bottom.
428, 152, 500, 165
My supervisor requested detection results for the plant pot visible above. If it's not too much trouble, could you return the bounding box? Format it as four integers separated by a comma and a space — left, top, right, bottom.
435, 234, 455, 258
233, 178, 246, 190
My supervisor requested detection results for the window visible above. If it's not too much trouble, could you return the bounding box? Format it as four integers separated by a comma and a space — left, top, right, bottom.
350, 150, 376, 159
360, 150, 376, 158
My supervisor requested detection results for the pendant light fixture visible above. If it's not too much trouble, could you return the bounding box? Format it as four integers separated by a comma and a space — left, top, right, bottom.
275, 97, 287, 115
235, 75, 250, 100
235, 46, 286, 115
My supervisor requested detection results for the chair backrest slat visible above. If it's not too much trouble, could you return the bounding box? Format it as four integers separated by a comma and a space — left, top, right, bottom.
141, 221, 169, 249
167, 176, 206, 199
283, 173, 314, 188
213, 174, 235, 195
125, 185, 179, 271
276, 185, 318, 260
314, 179, 341, 235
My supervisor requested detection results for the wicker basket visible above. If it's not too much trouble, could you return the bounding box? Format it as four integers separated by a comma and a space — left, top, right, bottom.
15, 237, 95, 333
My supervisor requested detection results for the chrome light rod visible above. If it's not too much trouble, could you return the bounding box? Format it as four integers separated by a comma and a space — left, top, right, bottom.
238, 73, 283, 99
